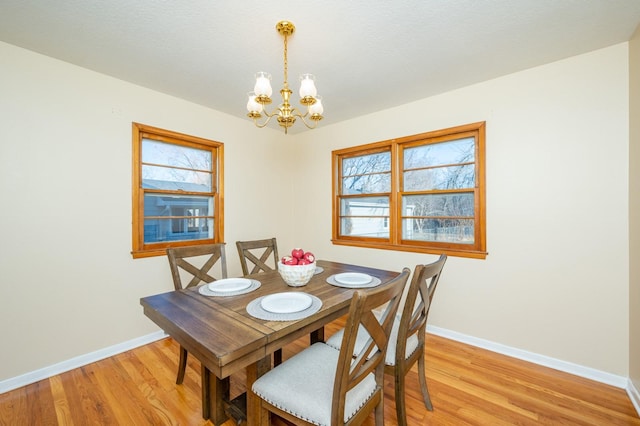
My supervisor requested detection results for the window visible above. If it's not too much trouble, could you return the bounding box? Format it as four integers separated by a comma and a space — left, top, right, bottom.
132, 123, 224, 258
332, 122, 486, 259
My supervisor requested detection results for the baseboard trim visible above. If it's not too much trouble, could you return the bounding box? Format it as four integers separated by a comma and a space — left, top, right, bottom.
0, 330, 167, 394
427, 325, 629, 389
628, 379, 640, 417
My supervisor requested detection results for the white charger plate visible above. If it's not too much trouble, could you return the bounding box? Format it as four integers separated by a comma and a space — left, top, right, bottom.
334, 273, 373, 285
326, 275, 382, 288
208, 278, 252, 293
261, 292, 313, 314
199, 279, 260, 297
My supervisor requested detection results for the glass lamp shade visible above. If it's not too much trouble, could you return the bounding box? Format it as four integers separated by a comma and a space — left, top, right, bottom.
246, 92, 263, 113
299, 74, 317, 98
309, 96, 323, 115
254, 72, 273, 97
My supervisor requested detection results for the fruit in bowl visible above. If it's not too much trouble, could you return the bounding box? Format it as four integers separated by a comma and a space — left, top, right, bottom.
278, 249, 317, 287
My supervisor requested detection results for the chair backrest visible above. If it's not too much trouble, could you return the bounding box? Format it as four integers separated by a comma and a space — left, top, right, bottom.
235, 238, 279, 276
332, 268, 410, 425
395, 254, 447, 363
166, 243, 228, 290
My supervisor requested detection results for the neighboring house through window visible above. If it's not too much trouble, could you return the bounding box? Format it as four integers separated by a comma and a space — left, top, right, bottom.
332, 122, 486, 259
131, 123, 224, 258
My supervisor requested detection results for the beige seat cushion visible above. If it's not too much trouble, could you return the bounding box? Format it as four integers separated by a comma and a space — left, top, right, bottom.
252, 342, 377, 425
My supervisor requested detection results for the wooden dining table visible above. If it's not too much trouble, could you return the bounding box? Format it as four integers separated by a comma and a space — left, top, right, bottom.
140, 259, 400, 426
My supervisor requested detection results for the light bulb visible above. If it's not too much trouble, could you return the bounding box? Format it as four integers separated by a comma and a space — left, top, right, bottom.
254, 72, 273, 97
299, 74, 317, 98
246, 92, 263, 113
309, 96, 323, 115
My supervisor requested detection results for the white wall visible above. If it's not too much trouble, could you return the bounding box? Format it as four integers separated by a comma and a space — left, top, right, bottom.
0, 40, 632, 386
629, 25, 640, 395
0, 41, 292, 382
294, 44, 630, 376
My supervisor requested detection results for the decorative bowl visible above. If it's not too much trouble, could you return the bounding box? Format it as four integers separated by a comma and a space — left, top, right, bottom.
277, 261, 316, 287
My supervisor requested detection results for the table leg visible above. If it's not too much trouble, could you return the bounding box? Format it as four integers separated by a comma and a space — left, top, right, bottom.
201, 365, 230, 425
310, 326, 325, 344
246, 356, 271, 426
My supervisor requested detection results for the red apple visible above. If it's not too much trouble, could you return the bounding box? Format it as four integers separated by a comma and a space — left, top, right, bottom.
291, 248, 304, 259
281, 255, 298, 265
302, 252, 315, 263
298, 258, 311, 265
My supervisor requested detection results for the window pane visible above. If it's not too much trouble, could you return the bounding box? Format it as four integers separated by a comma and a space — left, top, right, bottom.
340, 197, 389, 216
341, 218, 389, 238
144, 193, 213, 216
143, 193, 214, 243
342, 151, 391, 194
340, 196, 389, 238
402, 218, 474, 243
142, 139, 212, 170
144, 217, 213, 243
404, 164, 475, 191
404, 137, 474, 169
342, 173, 390, 194
343, 152, 391, 175
141, 139, 213, 192
142, 165, 212, 192
402, 193, 474, 217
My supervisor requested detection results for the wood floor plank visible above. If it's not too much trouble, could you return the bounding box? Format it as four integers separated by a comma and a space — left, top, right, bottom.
25, 379, 56, 426
131, 341, 204, 421
0, 386, 27, 426
64, 366, 118, 425
1, 319, 639, 426
49, 375, 74, 426
118, 353, 183, 425
94, 356, 171, 425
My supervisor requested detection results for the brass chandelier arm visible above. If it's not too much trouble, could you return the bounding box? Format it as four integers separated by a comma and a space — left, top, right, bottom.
250, 106, 321, 131
250, 114, 275, 129
291, 109, 322, 129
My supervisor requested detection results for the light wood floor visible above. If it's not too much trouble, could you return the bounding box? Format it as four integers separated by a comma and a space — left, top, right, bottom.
1, 318, 639, 425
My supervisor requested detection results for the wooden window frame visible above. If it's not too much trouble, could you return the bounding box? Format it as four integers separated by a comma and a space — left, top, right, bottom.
131, 123, 224, 259
332, 122, 486, 259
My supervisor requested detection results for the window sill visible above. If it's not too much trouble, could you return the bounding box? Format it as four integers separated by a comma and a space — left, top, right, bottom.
331, 239, 487, 259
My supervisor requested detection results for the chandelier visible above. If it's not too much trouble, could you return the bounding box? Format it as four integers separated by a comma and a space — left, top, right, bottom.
246, 21, 324, 134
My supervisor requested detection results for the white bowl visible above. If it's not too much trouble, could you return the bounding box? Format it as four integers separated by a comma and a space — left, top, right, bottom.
277, 261, 316, 287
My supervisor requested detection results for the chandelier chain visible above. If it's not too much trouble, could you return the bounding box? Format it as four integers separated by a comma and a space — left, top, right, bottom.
283, 33, 288, 89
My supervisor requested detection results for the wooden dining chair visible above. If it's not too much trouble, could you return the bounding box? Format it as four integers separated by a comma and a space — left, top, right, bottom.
235, 237, 279, 275
252, 268, 410, 426
166, 243, 228, 384
325, 254, 447, 426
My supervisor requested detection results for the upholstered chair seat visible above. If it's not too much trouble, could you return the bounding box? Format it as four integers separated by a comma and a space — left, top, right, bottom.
252, 343, 377, 425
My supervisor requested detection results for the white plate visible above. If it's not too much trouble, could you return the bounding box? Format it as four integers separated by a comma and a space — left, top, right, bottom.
208, 278, 252, 293
334, 273, 373, 285
261, 292, 313, 314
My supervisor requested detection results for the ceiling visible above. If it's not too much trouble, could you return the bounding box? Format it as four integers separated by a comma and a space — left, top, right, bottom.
2, 0, 640, 133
